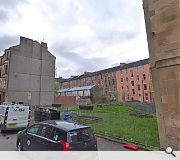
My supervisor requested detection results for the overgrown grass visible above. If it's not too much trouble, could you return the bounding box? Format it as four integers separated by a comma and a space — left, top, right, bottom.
59, 104, 160, 148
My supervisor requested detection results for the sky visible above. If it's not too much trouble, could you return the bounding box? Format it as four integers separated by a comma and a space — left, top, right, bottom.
0, 0, 149, 78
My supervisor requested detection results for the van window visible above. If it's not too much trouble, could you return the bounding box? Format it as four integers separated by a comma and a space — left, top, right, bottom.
67, 128, 93, 143
27, 124, 40, 135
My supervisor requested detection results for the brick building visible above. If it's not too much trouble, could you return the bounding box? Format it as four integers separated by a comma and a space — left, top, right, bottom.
60, 58, 153, 103
61, 68, 118, 101
116, 59, 153, 103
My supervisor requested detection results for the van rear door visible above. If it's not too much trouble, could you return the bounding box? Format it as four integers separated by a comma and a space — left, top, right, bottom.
7, 105, 29, 129
0, 106, 5, 125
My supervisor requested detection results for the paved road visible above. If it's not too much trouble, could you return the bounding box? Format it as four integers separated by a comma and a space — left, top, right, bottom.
0, 131, 17, 151
97, 137, 129, 151
0, 131, 129, 151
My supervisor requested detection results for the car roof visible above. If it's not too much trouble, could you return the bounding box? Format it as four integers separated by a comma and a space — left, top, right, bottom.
40, 120, 90, 132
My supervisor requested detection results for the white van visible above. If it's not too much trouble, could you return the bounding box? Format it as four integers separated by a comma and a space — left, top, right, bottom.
0, 103, 30, 132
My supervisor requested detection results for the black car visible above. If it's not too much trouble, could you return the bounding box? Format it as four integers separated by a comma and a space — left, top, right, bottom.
16, 120, 97, 151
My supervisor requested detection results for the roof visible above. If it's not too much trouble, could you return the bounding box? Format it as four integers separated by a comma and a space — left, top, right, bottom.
61, 58, 149, 83
124, 58, 149, 69
41, 120, 89, 132
59, 85, 95, 93
68, 85, 95, 92
59, 88, 69, 93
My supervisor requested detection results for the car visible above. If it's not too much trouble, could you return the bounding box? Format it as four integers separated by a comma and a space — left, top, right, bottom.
16, 120, 97, 151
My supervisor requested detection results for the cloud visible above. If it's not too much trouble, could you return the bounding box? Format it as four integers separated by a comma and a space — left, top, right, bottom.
0, 35, 19, 54
0, 0, 149, 78
0, 9, 8, 23
0, 0, 28, 9
52, 43, 110, 78
0, 0, 29, 24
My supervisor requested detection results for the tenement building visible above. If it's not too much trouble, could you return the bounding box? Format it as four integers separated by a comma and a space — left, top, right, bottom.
0, 37, 55, 106
60, 58, 153, 103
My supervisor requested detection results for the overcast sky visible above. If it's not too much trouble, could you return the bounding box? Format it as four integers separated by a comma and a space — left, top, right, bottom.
0, 0, 149, 78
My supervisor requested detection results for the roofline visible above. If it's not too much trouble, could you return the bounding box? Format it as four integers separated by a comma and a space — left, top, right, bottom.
40, 121, 89, 132
59, 85, 95, 92
61, 58, 149, 82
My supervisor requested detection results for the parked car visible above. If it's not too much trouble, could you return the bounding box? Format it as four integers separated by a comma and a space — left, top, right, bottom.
16, 120, 97, 151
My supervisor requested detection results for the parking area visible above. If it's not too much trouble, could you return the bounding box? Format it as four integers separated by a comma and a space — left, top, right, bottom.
0, 131, 129, 151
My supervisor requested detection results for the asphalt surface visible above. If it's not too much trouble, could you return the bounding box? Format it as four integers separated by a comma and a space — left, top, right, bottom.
0, 131, 129, 151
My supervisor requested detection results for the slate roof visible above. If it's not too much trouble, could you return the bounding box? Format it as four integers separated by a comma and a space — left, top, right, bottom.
59, 85, 95, 92
61, 58, 149, 83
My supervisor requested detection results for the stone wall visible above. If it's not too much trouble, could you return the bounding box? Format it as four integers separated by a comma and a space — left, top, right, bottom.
143, 0, 180, 150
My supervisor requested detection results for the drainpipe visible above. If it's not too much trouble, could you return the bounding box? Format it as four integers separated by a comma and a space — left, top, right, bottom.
39, 44, 43, 106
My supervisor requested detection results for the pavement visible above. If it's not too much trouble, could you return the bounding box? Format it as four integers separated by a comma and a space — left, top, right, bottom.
0, 131, 129, 151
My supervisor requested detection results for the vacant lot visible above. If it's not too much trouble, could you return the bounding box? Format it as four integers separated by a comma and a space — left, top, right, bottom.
59, 105, 160, 149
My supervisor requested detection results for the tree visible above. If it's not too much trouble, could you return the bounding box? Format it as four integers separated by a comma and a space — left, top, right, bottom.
54, 82, 61, 96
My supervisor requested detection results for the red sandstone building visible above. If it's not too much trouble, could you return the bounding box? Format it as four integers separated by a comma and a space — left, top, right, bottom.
59, 58, 153, 103
116, 59, 153, 103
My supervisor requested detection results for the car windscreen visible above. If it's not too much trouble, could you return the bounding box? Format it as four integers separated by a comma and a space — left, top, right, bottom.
67, 128, 93, 143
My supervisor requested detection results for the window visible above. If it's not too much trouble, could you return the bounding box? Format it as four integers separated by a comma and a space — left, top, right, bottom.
127, 94, 129, 100
121, 78, 123, 82
5, 65, 8, 74
27, 124, 40, 135
126, 69, 128, 74
40, 125, 53, 139
52, 129, 65, 141
138, 84, 140, 90
132, 89, 135, 95
122, 86, 124, 90
144, 84, 147, 90
112, 79, 115, 85
139, 94, 141, 96
127, 86, 129, 90
145, 93, 148, 100
92, 81, 94, 85
142, 65, 145, 72
126, 77, 128, 82
120, 70, 123, 74
143, 74, 146, 80
137, 75, 139, 81
130, 71, 133, 77
131, 81, 134, 86
67, 128, 93, 143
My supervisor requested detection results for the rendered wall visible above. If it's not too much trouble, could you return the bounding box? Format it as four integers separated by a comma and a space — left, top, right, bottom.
7, 37, 55, 106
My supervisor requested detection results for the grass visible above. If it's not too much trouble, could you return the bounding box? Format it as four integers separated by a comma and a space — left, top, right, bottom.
59, 104, 160, 148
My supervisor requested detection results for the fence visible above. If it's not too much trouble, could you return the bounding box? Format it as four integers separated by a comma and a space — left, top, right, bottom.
111, 101, 156, 114
34, 107, 60, 122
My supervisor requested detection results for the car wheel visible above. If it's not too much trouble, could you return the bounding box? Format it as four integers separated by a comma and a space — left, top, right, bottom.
17, 140, 23, 151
